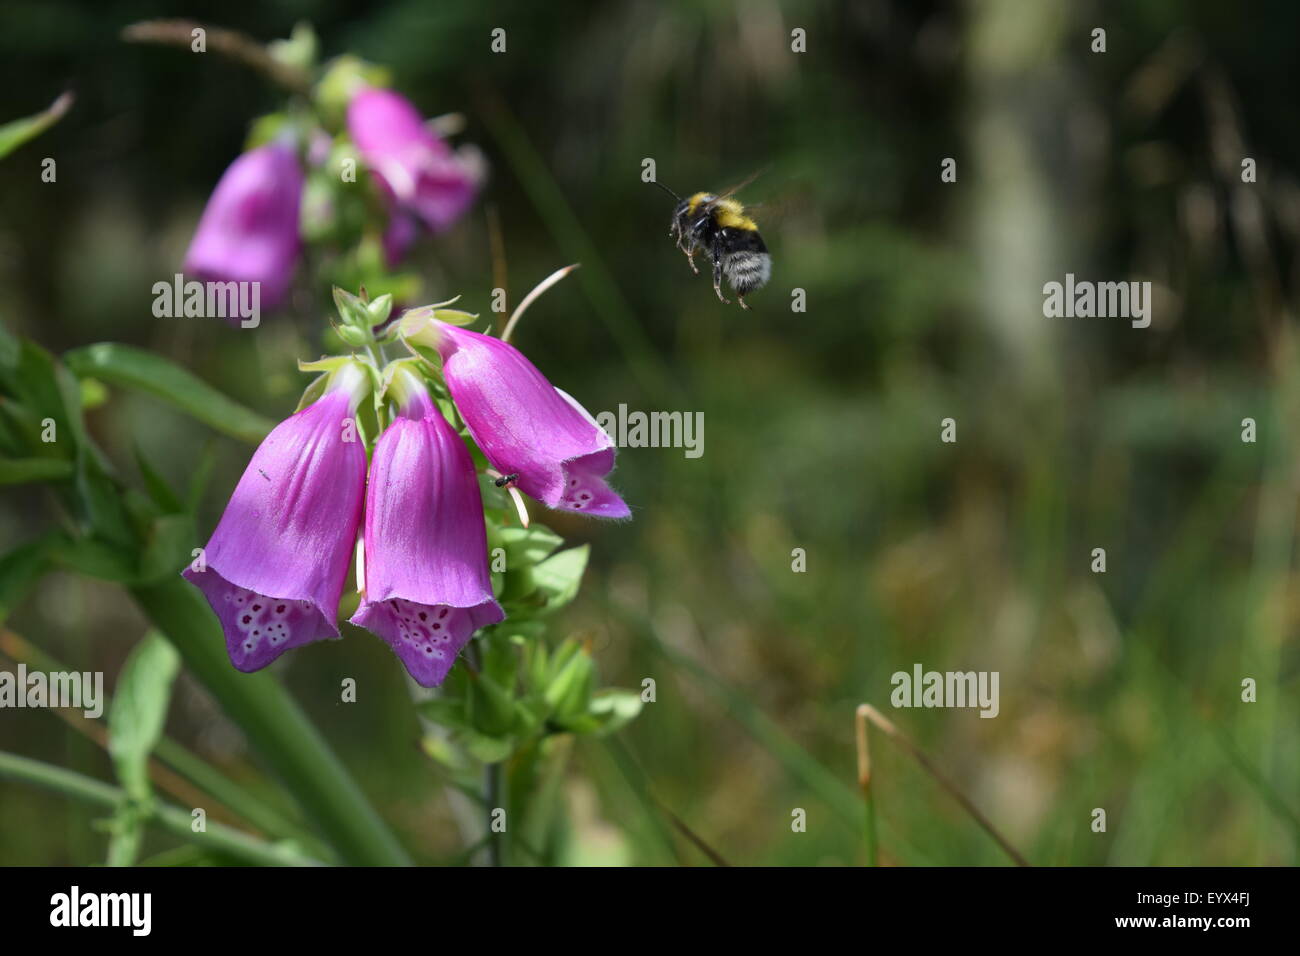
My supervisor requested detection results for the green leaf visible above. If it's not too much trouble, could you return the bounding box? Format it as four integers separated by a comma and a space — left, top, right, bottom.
459, 728, 514, 764
0, 533, 59, 624
469, 673, 518, 737
0, 336, 133, 546
420, 731, 468, 771
481, 629, 520, 688
73, 443, 134, 547
186, 441, 217, 513
532, 545, 590, 613
0, 337, 83, 454
0, 92, 73, 160
133, 446, 183, 513
0, 456, 74, 484
418, 696, 473, 732
553, 712, 603, 734
63, 343, 275, 443
512, 697, 547, 737
588, 689, 644, 736
48, 533, 138, 583
109, 631, 181, 802
106, 631, 181, 866
496, 524, 564, 567
138, 514, 196, 583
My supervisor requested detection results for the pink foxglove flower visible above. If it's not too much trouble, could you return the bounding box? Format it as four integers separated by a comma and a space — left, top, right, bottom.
182, 364, 368, 672
416, 323, 630, 519
346, 88, 479, 263
184, 141, 304, 309
350, 372, 504, 686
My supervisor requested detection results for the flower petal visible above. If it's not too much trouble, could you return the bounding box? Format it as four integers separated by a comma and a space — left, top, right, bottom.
349, 405, 503, 686
183, 385, 366, 671
182, 572, 331, 672
352, 598, 502, 687
433, 324, 630, 518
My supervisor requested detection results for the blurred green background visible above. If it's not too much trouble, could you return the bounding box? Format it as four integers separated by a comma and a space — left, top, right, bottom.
2, 0, 1298, 865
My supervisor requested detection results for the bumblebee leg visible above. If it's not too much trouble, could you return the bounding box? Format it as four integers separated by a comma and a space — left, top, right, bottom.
737, 294, 750, 311
710, 236, 732, 304
711, 255, 730, 305
676, 231, 700, 274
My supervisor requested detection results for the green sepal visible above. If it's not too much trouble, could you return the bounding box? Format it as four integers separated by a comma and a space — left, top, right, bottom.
366, 293, 394, 326
332, 287, 371, 329
543, 642, 594, 720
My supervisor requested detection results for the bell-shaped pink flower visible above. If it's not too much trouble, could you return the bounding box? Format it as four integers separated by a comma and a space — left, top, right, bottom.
350, 375, 504, 686
184, 141, 304, 309
346, 88, 479, 262
183, 365, 368, 672
420, 323, 630, 519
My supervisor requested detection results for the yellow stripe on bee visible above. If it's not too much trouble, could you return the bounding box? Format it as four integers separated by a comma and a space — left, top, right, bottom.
686, 192, 713, 215
687, 193, 759, 230
715, 198, 758, 231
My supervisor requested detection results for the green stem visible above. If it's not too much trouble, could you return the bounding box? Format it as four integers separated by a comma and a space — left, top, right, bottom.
465, 640, 503, 866
0, 750, 322, 866
131, 576, 410, 866
2, 626, 327, 856
864, 785, 879, 867
152, 738, 332, 859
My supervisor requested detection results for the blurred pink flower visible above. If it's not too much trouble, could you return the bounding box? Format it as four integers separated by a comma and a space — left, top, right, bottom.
347, 88, 480, 264
184, 141, 303, 309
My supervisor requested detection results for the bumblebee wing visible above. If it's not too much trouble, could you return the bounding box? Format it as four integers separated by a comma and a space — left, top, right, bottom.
725, 189, 806, 229
715, 166, 770, 202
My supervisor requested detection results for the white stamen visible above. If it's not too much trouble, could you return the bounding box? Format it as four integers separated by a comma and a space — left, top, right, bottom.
501, 264, 580, 343
507, 484, 530, 529
355, 534, 366, 596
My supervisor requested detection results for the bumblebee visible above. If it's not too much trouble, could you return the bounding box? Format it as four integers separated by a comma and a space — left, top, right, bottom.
653, 180, 770, 309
